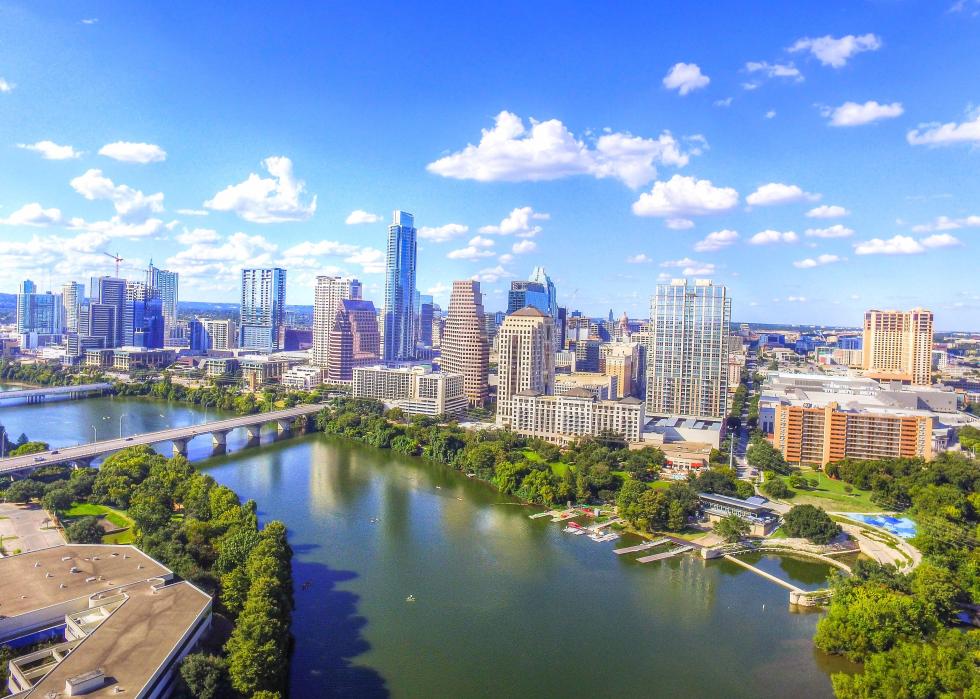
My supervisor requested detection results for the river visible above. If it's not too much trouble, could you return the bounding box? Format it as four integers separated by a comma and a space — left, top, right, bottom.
0, 392, 849, 697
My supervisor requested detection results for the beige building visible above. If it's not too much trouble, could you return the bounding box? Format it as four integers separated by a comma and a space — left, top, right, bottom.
326, 299, 380, 382
555, 372, 618, 400
282, 364, 325, 390
312, 275, 362, 368
112, 347, 176, 372
601, 340, 640, 397
863, 308, 934, 385
509, 389, 645, 445
496, 307, 555, 427
353, 365, 467, 416
202, 318, 237, 350
440, 280, 489, 406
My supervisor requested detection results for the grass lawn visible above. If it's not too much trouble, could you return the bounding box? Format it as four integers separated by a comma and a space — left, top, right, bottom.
768, 526, 790, 539
649, 480, 673, 490
779, 470, 878, 512
522, 449, 572, 477
63, 502, 135, 542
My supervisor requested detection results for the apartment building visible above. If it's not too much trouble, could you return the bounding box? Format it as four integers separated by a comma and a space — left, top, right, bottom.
863, 307, 934, 385
353, 365, 467, 416
508, 389, 645, 446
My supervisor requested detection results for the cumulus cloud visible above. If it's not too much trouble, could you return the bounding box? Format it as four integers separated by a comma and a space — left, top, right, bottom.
0, 77, 14, 93
745, 61, 803, 82
764, 110, 777, 120
426, 111, 697, 187
17, 140, 81, 160
662, 63, 710, 95
746, 182, 819, 206
471, 265, 513, 283
911, 214, 980, 232
0, 203, 63, 227
806, 204, 850, 218
665, 218, 695, 230
854, 235, 925, 255
168, 231, 278, 282
825, 100, 904, 126
694, 229, 739, 252
98, 141, 167, 164
175, 228, 220, 245
789, 33, 882, 68
512, 239, 537, 254
479, 207, 549, 237
418, 223, 469, 242
205, 156, 317, 223
448, 235, 496, 260
626, 253, 652, 264
714, 97, 733, 108
345, 210, 382, 225
70, 169, 164, 222
0, 232, 122, 282
632, 175, 739, 218
907, 111, 980, 146
661, 257, 716, 276
920, 233, 962, 248
793, 254, 841, 268
805, 224, 854, 239
749, 229, 799, 245
176, 208, 209, 216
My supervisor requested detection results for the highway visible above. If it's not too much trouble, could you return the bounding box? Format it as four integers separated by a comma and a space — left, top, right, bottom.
0, 403, 324, 475
0, 383, 112, 403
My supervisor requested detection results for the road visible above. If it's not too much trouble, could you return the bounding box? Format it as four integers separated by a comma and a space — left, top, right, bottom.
0, 382, 112, 403
0, 403, 324, 475
734, 357, 757, 480
0, 502, 66, 554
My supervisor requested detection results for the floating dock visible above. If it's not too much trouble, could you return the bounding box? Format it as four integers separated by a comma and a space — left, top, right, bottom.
614, 538, 668, 555
637, 545, 694, 564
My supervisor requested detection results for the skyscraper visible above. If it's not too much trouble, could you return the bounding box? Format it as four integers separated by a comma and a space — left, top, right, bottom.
239, 268, 286, 351
441, 281, 489, 406
645, 278, 731, 420
417, 293, 434, 348
124, 281, 165, 348
495, 307, 555, 427
61, 281, 85, 333
146, 262, 179, 341
383, 210, 418, 361
16, 280, 63, 336
528, 266, 558, 318
326, 299, 380, 382
862, 308, 934, 385
88, 276, 127, 348
312, 275, 362, 367
506, 280, 549, 315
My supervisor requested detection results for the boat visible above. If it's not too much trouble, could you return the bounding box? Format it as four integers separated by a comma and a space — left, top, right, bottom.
406, 594, 416, 602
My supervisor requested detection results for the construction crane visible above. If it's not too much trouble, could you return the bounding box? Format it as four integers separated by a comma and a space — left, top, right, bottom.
103, 251, 124, 277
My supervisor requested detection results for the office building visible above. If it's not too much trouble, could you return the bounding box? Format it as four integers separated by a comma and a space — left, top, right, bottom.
60, 281, 85, 333
417, 293, 434, 348
863, 308, 934, 385
509, 391, 645, 446
239, 268, 286, 351
146, 261, 179, 339
312, 275, 362, 367
506, 280, 549, 315
87, 276, 127, 348
528, 266, 558, 317
282, 364, 325, 390
645, 279, 731, 420
496, 307, 555, 427
383, 210, 418, 361
123, 281, 165, 349
16, 280, 63, 336
440, 280, 489, 406
327, 299, 381, 382
353, 365, 467, 416
555, 372, 618, 400
205, 318, 237, 351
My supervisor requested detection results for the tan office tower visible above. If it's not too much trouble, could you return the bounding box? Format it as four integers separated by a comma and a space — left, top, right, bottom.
862, 308, 934, 385
313, 276, 362, 367
495, 306, 555, 427
441, 281, 489, 406
327, 299, 380, 381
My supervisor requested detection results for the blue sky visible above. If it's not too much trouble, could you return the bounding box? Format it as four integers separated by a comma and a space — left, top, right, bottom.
1, 1, 979, 329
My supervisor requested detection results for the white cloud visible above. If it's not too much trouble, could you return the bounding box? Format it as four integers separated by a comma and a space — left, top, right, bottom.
70, 169, 164, 222
661, 257, 716, 276
911, 215, 980, 232
418, 223, 469, 242
176, 208, 209, 216
789, 33, 882, 68
17, 140, 81, 160
764, 110, 777, 119
793, 254, 841, 268
98, 141, 167, 164
345, 210, 383, 225
69, 216, 169, 241
176, 228, 220, 245
694, 229, 739, 252
447, 237, 496, 260
168, 231, 278, 282
825, 100, 904, 127
497, 253, 514, 265
921, 233, 962, 249
205, 156, 317, 223
512, 239, 537, 254
0, 203, 63, 227
806, 204, 850, 218
746, 182, 819, 206
0, 77, 14, 93
745, 61, 803, 81
281, 240, 360, 259
632, 175, 739, 218
907, 112, 980, 146
662, 63, 710, 95
786, 296, 808, 303
854, 235, 925, 255
471, 265, 513, 283
479, 206, 549, 237
805, 224, 854, 239
714, 97, 733, 108
749, 229, 799, 245
81, 18, 98, 24
427, 282, 450, 298
626, 253, 652, 264
665, 218, 695, 230
343, 248, 385, 274
426, 111, 697, 187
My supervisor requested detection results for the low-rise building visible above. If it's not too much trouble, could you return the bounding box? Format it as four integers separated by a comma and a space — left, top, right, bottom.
353, 365, 467, 416
508, 389, 645, 446
641, 416, 724, 449
555, 372, 618, 400
112, 347, 177, 372
698, 492, 779, 536
202, 356, 240, 378
84, 348, 114, 368
239, 355, 291, 389
282, 364, 324, 390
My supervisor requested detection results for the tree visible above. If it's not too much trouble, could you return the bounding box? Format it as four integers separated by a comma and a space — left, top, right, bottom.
714, 514, 750, 542
746, 438, 790, 474
10, 441, 49, 456
782, 504, 841, 544
41, 485, 74, 515
177, 654, 231, 699
66, 516, 104, 544
2, 478, 45, 503
911, 562, 964, 623
761, 474, 793, 500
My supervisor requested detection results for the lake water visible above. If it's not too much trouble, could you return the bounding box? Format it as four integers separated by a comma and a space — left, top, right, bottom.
0, 391, 849, 697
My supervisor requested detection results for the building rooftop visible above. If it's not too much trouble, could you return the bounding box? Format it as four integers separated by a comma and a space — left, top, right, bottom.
509, 306, 549, 318
698, 492, 771, 512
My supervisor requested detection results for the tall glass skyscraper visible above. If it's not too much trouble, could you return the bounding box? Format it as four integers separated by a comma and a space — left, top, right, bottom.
239, 268, 287, 351
528, 266, 558, 318
88, 276, 128, 347
146, 262, 179, 340
645, 278, 731, 420
16, 280, 63, 336
61, 281, 85, 333
383, 210, 418, 361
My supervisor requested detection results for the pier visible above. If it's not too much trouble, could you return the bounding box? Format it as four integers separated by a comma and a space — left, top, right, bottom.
614, 538, 668, 555
637, 545, 694, 563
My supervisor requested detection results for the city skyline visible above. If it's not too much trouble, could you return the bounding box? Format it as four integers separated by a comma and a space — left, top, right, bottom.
1, 3, 979, 328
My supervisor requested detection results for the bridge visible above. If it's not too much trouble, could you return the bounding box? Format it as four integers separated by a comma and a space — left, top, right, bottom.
0, 403, 324, 475
0, 383, 113, 405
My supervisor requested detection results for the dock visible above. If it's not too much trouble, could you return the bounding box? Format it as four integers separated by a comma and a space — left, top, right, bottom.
722, 555, 803, 592
637, 545, 694, 563
614, 538, 668, 555
528, 511, 553, 520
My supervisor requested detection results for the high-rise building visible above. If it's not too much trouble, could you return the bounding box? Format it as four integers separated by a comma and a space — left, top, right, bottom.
506, 280, 549, 315
327, 299, 380, 382
16, 280, 63, 336
417, 293, 434, 348
61, 281, 85, 333
191, 318, 237, 351
87, 276, 127, 348
528, 266, 558, 318
862, 308, 934, 385
312, 275, 362, 367
495, 307, 555, 427
146, 262, 179, 340
441, 280, 489, 406
645, 278, 731, 420
123, 281, 165, 348
239, 268, 286, 351
383, 210, 418, 361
